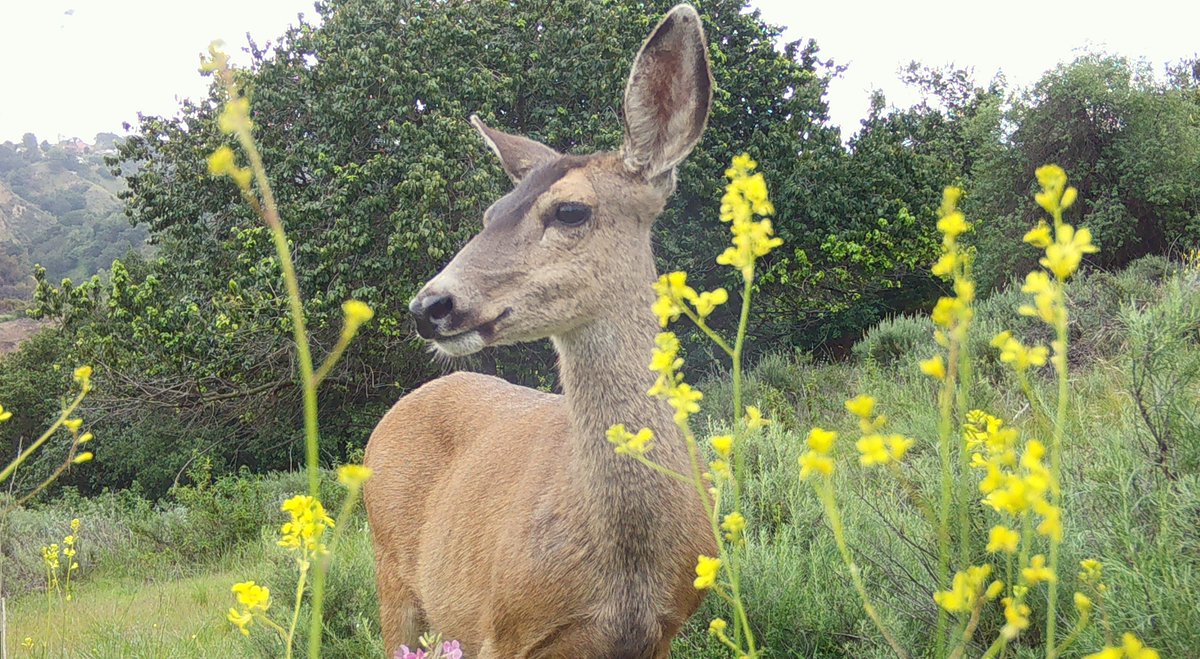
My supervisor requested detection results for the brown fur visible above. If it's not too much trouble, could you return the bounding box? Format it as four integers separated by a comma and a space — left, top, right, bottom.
364, 6, 716, 657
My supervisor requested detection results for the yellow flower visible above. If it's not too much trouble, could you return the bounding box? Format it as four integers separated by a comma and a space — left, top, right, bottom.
709, 459, 733, 480
218, 96, 253, 135
79, 432, 94, 443
934, 564, 992, 613
1079, 559, 1103, 584
693, 555, 721, 589
0, 404, 11, 422
798, 452, 834, 480
667, 383, 702, 424
919, 355, 946, 379
709, 435, 733, 458
1083, 649, 1123, 659
227, 607, 254, 636
939, 186, 963, 218
931, 251, 957, 278
231, 581, 271, 611
708, 618, 728, 636
844, 395, 876, 420
994, 334, 1049, 372
73, 365, 93, 383
278, 495, 335, 555
63, 418, 83, 432
342, 300, 374, 327
336, 464, 373, 488
744, 405, 770, 429
986, 525, 1020, 554
73, 452, 93, 464
721, 512, 746, 541
1001, 596, 1031, 639
805, 427, 837, 454
856, 434, 889, 466
887, 434, 914, 462
1074, 592, 1092, 613
692, 288, 728, 318
1035, 501, 1063, 542
71, 518, 81, 532
607, 424, 654, 457
1120, 633, 1160, 659
1021, 554, 1056, 585
22, 637, 33, 649
1023, 221, 1053, 248
986, 580, 1005, 600
936, 210, 970, 240
1041, 223, 1098, 280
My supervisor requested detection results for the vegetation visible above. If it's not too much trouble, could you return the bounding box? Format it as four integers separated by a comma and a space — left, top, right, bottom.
5, 255, 1197, 655
0, 0, 1198, 657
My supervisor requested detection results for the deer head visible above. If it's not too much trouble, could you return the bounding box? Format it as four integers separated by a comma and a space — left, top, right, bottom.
409, 4, 713, 357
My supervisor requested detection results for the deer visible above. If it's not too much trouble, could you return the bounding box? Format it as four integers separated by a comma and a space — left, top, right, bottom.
363, 5, 717, 657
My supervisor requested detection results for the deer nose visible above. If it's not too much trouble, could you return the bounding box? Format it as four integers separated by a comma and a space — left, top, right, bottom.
410, 293, 455, 339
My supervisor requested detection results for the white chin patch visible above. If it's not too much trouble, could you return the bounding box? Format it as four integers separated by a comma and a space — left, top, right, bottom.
431, 331, 486, 357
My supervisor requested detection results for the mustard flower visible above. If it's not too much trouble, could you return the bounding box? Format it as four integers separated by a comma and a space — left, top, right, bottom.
337, 464, 373, 488
1023, 220, 1053, 248
692, 288, 728, 318
667, 382, 702, 424
721, 512, 746, 541
1079, 559, 1103, 584
231, 581, 271, 611
805, 427, 837, 454
934, 564, 992, 614
693, 555, 721, 589
987, 525, 1020, 554
1120, 633, 1160, 659
1074, 592, 1093, 613
606, 424, 655, 457
919, 354, 946, 379
931, 251, 957, 278
63, 418, 83, 432
1021, 554, 1056, 585
854, 432, 911, 467
937, 210, 970, 241
744, 405, 770, 429
709, 435, 733, 458
342, 300, 374, 328
1041, 223, 1098, 280
73, 452, 93, 464
207, 146, 253, 190
986, 580, 1005, 600
708, 618, 728, 636
1034, 164, 1069, 212
278, 495, 335, 555
993, 332, 1049, 372
0, 404, 11, 422
708, 459, 733, 481
844, 395, 876, 420
798, 452, 834, 480
73, 365, 93, 384
1001, 596, 1031, 639
218, 96, 252, 135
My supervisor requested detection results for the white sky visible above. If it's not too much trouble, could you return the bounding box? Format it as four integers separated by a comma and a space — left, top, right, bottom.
2, 1, 1197, 144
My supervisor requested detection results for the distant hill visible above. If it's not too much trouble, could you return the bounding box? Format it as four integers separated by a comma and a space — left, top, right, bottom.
0, 134, 147, 298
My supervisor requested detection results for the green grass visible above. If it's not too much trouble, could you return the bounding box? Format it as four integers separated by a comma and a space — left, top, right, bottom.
3, 264, 1197, 658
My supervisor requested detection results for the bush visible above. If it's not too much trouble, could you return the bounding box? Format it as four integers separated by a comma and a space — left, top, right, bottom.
852, 314, 935, 369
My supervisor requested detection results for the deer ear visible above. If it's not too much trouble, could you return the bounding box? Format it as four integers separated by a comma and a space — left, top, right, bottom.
470, 115, 561, 183
620, 4, 713, 179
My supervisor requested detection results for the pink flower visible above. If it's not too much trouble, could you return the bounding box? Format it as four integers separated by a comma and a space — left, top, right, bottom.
394, 647, 426, 659
442, 640, 463, 659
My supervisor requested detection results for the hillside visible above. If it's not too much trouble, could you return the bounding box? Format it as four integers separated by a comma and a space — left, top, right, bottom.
0, 135, 147, 297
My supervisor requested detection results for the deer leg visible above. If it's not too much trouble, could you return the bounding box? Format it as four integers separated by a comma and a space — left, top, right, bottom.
375, 555, 425, 655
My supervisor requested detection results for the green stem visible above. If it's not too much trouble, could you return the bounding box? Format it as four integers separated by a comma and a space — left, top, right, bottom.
817, 479, 909, 659
285, 561, 309, 659
1045, 308, 1068, 658
730, 273, 753, 510
935, 336, 959, 659
0, 387, 87, 484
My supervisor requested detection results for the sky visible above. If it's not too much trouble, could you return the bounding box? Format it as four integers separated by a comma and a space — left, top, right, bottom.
2, 0, 1197, 144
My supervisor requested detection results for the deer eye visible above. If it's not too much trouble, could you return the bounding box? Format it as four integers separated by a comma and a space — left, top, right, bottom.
554, 202, 592, 227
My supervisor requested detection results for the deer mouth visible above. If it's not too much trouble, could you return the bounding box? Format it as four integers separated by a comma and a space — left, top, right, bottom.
429, 308, 511, 357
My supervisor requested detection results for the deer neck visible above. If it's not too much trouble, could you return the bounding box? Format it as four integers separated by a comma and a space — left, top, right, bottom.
551, 276, 694, 513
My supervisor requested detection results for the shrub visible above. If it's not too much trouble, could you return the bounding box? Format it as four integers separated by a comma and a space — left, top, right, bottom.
852, 314, 935, 369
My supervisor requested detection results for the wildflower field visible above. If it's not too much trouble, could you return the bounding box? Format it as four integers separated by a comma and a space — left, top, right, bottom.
5, 248, 1198, 656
